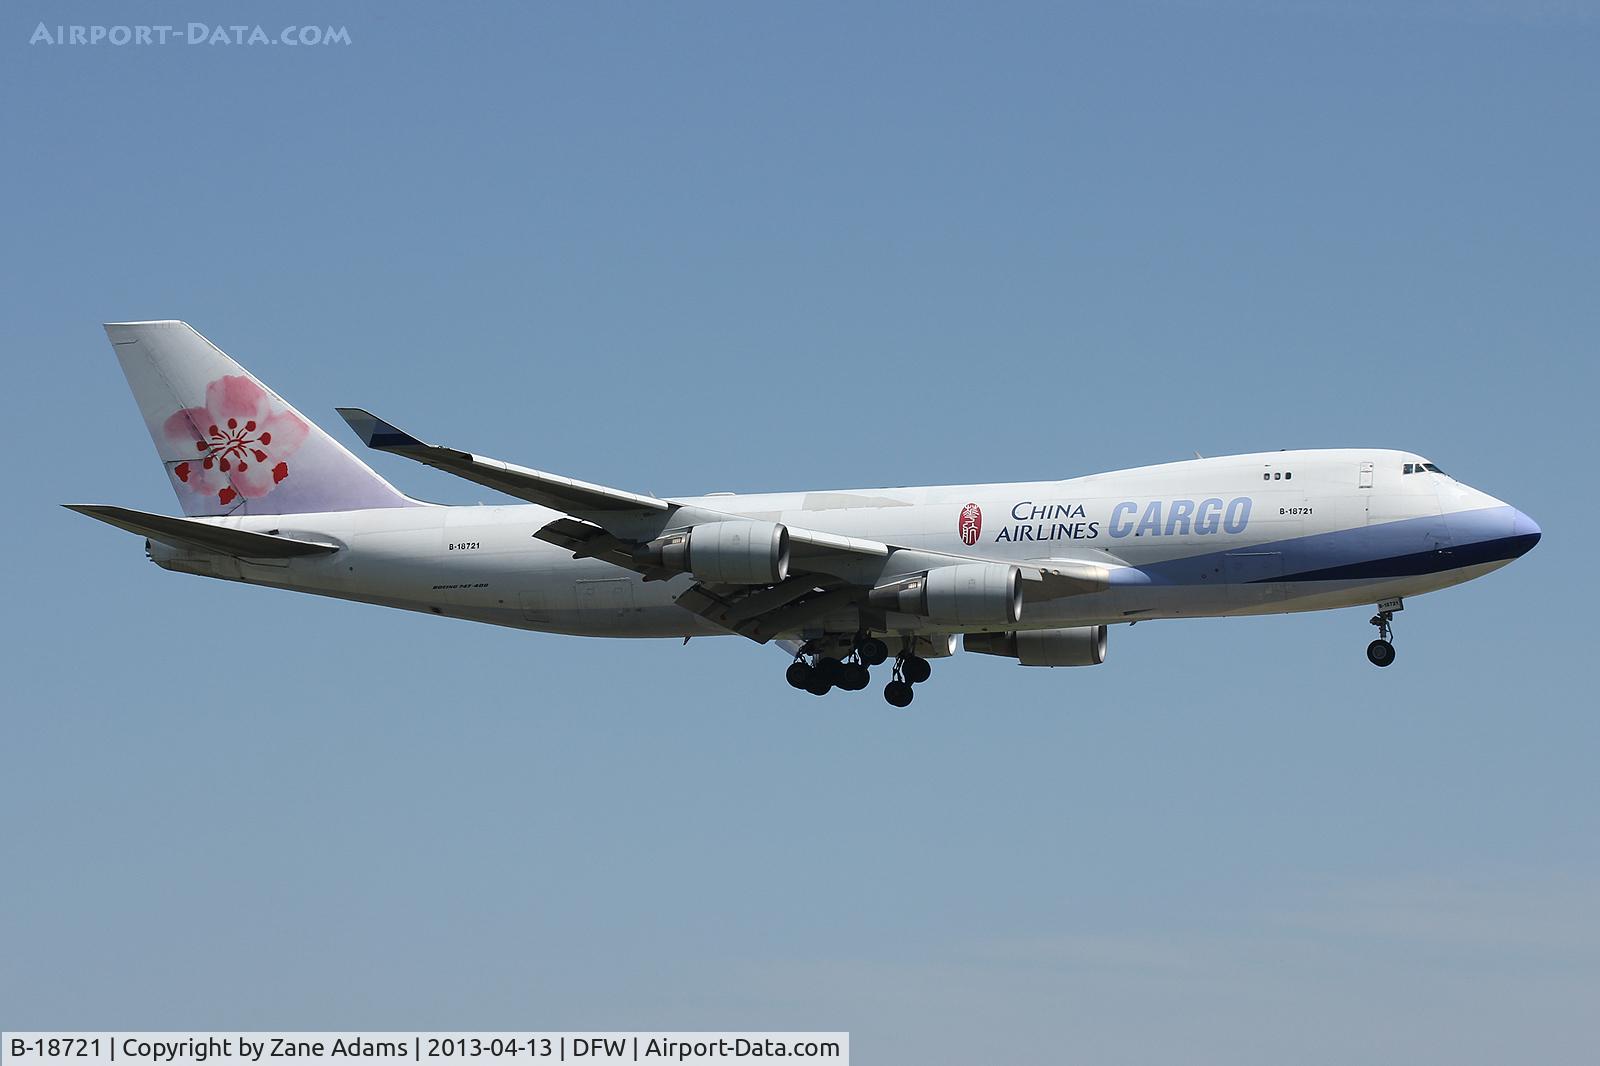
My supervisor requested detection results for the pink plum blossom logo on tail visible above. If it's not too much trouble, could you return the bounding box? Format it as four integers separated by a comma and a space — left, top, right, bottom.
162, 375, 309, 507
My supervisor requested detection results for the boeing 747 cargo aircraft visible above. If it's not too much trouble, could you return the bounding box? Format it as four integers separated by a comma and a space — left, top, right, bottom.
70, 322, 1541, 705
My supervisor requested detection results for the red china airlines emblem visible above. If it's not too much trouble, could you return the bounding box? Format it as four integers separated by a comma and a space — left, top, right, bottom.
959, 502, 982, 546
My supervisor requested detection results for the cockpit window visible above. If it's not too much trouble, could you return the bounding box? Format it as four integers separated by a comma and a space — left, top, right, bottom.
1404, 461, 1448, 476
1422, 463, 1445, 474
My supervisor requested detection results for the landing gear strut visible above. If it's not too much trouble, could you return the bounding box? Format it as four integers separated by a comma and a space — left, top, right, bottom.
882, 651, 931, 707
1367, 611, 1397, 667
784, 636, 935, 704
786, 638, 878, 696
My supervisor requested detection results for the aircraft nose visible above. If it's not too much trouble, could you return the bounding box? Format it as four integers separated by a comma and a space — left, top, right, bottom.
1511, 508, 1542, 556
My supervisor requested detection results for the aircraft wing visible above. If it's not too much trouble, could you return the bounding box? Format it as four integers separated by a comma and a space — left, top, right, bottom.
65, 504, 340, 558
528, 516, 877, 639
339, 408, 896, 575
672, 579, 861, 642
665, 557, 1115, 642
1021, 559, 1118, 598
337, 409, 669, 517
338, 408, 1121, 640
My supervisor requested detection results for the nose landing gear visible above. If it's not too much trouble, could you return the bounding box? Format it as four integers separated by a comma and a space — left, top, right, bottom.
1367, 611, 1397, 667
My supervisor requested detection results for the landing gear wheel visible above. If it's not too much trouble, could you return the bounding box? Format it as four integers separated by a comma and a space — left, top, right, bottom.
840, 663, 871, 691
805, 657, 843, 695
902, 655, 932, 685
1367, 610, 1397, 667
786, 661, 812, 689
884, 680, 914, 707
859, 638, 889, 666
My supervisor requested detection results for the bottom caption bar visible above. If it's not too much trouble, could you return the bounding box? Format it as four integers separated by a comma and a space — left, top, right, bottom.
3, 1035, 848, 1066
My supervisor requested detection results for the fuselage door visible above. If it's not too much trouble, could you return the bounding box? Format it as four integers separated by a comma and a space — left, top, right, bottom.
1358, 461, 1374, 490
1224, 551, 1285, 606
520, 590, 551, 623
576, 577, 636, 623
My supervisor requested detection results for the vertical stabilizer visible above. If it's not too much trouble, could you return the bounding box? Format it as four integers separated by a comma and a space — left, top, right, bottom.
105, 321, 418, 516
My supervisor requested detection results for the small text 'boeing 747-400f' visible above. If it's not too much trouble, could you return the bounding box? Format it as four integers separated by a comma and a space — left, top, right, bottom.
71, 322, 1542, 706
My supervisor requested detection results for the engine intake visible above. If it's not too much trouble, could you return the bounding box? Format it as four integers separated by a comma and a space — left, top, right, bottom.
868, 562, 1022, 626
637, 520, 790, 585
963, 626, 1107, 667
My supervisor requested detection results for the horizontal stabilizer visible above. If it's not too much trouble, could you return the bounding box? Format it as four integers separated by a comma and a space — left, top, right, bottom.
65, 504, 340, 558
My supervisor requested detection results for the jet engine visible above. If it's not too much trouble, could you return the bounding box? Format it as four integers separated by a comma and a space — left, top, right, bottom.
963, 626, 1107, 667
636, 520, 790, 584
868, 562, 1022, 626
910, 634, 960, 658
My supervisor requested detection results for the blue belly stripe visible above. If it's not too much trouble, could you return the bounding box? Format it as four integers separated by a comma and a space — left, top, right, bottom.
1267, 532, 1540, 583
1120, 506, 1530, 587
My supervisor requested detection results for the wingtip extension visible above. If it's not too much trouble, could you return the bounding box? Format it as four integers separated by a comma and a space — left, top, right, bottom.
336, 407, 421, 450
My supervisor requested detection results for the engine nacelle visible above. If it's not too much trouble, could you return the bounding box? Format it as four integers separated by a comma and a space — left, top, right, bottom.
904, 634, 959, 659
868, 562, 1022, 626
963, 625, 1107, 667
637, 520, 790, 584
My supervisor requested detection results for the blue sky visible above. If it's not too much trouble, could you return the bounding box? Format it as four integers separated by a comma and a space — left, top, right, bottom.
2, 2, 1596, 1062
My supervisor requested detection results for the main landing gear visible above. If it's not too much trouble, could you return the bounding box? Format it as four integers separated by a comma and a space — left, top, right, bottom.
883, 651, 932, 708
785, 635, 932, 705
786, 636, 891, 697
1367, 610, 1397, 667
785, 655, 870, 695
859, 637, 890, 667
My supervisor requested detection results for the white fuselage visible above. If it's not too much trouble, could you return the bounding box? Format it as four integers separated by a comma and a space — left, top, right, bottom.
146, 449, 1538, 642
